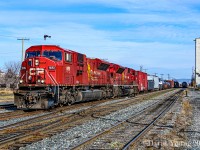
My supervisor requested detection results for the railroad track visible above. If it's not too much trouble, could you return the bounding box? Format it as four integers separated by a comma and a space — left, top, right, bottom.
0, 103, 16, 109
0, 89, 172, 121
71, 89, 183, 150
0, 89, 176, 149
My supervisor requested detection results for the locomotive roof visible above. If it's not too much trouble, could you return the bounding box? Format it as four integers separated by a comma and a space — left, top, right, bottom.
27, 45, 85, 54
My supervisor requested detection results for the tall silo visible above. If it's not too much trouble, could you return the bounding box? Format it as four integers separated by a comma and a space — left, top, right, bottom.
195, 38, 200, 87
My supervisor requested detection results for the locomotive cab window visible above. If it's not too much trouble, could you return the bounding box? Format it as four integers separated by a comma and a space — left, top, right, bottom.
77, 53, 84, 66
77, 53, 83, 63
65, 53, 72, 62
43, 51, 62, 61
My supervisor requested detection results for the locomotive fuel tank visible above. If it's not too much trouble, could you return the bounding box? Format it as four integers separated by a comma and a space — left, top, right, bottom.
77, 90, 104, 101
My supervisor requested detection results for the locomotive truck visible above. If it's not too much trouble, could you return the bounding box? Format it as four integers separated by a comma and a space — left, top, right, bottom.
14, 45, 147, 109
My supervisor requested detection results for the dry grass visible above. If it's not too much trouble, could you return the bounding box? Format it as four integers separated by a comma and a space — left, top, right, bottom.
0, 88, 14, 102
110, 141, 123, 149
181, 100, 192, 116
0, 89, 13, 95
0, 89, 14, 101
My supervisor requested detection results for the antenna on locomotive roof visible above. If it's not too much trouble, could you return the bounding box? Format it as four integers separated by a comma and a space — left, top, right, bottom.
44, 35, 51, 40
140, 65, 143, 71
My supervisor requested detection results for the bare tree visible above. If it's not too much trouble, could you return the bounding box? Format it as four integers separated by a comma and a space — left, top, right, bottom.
0, 69, 5, 84
4, 61, 21, 88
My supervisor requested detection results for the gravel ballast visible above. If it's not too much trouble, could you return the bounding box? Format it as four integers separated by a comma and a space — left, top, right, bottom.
0, 97, 131, 128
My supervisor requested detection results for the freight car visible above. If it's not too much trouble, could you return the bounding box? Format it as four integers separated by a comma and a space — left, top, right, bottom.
147, 75, 159, 91
136, 71, 148, 92
161, 81, 171, 90
182, 82, 188, 88
166, 80, 174, 88
174, 81, 179, 88
14, 45, 142, 109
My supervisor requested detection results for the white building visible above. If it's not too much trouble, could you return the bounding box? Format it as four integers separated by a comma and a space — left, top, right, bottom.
195, 38, 200, 87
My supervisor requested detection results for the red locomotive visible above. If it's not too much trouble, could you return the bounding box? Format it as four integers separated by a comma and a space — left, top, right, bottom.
14, 45, 147, 109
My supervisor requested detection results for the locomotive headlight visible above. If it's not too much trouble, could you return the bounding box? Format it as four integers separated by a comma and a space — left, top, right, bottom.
37, 79, 41, 83
35, 59, 39, 66
19, 80, 23, 84
41, 80, 45, 84
28, 76, 32, 80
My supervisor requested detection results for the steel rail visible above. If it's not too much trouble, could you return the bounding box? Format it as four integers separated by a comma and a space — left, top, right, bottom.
122, 89, 183, 150
0, 89, 176, 149
0, 103, 16, 109
71, 89, 181, 150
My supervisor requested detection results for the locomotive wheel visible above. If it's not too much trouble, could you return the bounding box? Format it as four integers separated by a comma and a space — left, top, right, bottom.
65, 91, 75, 105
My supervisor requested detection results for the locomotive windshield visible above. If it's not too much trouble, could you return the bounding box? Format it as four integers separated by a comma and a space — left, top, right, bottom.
43, 51, 62, 61
26, 51, 40, 58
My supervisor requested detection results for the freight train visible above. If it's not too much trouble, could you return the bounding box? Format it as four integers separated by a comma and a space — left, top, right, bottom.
14, 45, 173, 110
14, 45, 147, 109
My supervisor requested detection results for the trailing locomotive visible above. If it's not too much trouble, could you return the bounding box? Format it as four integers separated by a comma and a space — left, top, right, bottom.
14, 45, 147, 109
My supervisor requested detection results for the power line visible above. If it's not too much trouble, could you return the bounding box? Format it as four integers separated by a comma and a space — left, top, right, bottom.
0, 34, 20, 39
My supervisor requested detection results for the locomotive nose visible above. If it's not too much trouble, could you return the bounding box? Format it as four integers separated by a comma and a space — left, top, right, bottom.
26, 58, 45, 84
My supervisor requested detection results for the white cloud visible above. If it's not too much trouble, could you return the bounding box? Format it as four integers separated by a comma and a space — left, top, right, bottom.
0, 1, 198, 78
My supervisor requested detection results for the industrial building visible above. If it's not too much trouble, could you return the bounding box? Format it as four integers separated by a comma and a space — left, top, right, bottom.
195, 38, 200, 87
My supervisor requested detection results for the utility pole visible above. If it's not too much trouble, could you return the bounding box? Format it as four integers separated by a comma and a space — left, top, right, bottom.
168, 74, 170, 80
17, 38, 29, 61
143, 69, 148, 73
140, 65, 143, 71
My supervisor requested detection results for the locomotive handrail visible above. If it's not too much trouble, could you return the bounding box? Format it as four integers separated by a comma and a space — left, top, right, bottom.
45, 70, 60, 102
45, 70, 58, 85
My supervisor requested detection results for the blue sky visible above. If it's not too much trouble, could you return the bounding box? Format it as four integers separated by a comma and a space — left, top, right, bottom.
0, 0, 199, 79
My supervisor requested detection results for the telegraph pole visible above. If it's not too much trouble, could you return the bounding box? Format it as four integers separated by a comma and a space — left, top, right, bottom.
17, 38, 29, 61
143, 69, 148, 73
168, 74, 170, 80
140, 65, 143, 71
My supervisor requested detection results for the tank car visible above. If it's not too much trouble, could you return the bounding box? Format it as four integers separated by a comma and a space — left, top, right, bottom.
182, 82, 188, 88
174, 81, 179, 88
14, 45, 139, 109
